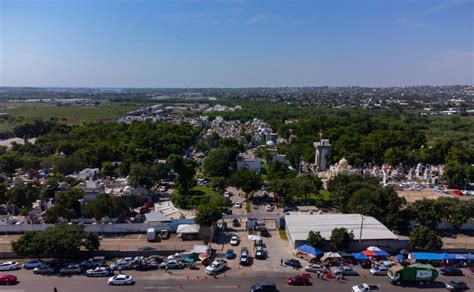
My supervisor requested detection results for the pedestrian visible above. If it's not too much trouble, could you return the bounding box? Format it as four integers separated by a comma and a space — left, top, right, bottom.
280, 259, 283, 266
316, 271, 320, 279
165, 266, 169, 273
118, 267, 122, 274
54, 288, 58, 292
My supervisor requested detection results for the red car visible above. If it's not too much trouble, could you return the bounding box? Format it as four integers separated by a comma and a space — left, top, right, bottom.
0, 274, 17, 285
287, 275, 312, 286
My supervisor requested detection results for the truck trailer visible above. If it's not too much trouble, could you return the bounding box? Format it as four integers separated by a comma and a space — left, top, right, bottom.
387, 264, 438, 286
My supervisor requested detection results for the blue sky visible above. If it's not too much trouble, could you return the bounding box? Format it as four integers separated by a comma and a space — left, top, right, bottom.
0, 0, 473, 87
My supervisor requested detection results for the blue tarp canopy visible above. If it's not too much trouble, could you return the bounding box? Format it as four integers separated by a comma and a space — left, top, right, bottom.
374, 250, 389, 257
411, 252, 448, 261
296, 245, 323, 256
395, 254, 405, 261
352, 252, 369, 261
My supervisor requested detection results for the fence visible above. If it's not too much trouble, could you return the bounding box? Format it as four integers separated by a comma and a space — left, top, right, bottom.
0, 223, 174, 234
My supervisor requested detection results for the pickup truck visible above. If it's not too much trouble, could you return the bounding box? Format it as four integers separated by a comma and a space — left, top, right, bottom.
352, 283, 380, 292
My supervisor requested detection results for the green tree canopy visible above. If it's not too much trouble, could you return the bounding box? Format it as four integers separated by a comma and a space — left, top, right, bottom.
82, 193, 129, 221
408, 225, 443, 251
330, 227, 354, 250
307, 231, 326, 249
229, 169, 263, 196
6, 182, 40, 210
0, 152, 22, 179
195, 203, 222, 226
12, 224, 100, 258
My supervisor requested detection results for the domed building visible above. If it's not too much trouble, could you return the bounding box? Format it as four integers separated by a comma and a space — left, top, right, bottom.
329, 157, 359, 177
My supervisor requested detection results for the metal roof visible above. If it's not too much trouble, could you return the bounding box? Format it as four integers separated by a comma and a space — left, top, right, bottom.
145, 212, 172, 223
285, 213, 398, 241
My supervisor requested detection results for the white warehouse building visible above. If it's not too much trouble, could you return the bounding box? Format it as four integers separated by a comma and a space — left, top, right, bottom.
285, 213, 407, 252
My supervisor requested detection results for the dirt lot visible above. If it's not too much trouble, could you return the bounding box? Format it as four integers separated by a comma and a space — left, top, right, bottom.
397, 189, 471, 203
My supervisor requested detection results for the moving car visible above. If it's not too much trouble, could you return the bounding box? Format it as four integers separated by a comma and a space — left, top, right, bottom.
225, 249, 235, 259
370, 265, 388, 276
446, 280, 468, 291
334, 266, 358, 276
352, 283, 380, 292
440, 267, 463, 276
107, 274, 134, 285
305, 264, 326, 273
205, 260, 227, 275
22, 259, 45, 269
255, 246, 266, 260
240, 247, 250, 266
0, 274, 17, 285
33, 264, 55, 275
250, 281, 278, 292
86, 267, 114, 277
59, 264, 82, 275
287, 275, 311, 286
388, 263, 438, 285
284, 259, 302, 269
230, 235, 240, 246
0, 262, 19, 271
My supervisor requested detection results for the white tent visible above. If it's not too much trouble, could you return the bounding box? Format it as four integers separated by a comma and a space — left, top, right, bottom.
176, 224, 200, 234
321, 252, 341, 261
189, 244, 209, 254
248, 234, 262, 241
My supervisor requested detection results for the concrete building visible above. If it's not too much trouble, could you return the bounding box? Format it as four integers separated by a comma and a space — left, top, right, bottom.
313, 139, 331, 172
285, 213, 406, 252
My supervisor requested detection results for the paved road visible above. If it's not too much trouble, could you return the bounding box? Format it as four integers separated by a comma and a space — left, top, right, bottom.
0, 269, 470, 292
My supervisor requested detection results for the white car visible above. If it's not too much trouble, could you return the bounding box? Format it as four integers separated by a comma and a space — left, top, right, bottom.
305, 264, 326, 273
265, 205, 273, 212
230, 236, 239, 246
107, 274, 134, 285
369, 265, 388, 276
0, 261, 19, 271
22, 259, 45, 269
159, 186, 167, 192
224, 191, 231, 198
205, 260, 227, 275
86, 266, 113, 277
234, 202, 242, 209
59, 264, 82, 275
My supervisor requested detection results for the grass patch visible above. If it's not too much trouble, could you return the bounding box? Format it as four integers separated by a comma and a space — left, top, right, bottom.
189, 186, 216, 197
0, 104, 142, 132
278, 229, 288, 241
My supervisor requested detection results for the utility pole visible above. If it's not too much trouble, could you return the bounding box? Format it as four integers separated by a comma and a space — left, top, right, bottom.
359, 215, 365, 243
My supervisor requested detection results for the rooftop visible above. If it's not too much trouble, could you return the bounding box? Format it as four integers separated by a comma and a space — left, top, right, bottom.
285, 213, 398, 241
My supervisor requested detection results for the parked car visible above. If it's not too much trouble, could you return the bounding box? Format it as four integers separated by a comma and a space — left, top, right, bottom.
287, 275, 312, 286
0, 262, 19, 271
160, 260, 183, 269
234, 202, 242, 209
240, 247, 250, 266
250, 281, 278, 292
305, 264, 326, 273
159, 185, 168, 192
284, 259, 301, 269
224, 191, 231, 198
110, 260, 133, 270
0, 274, 17, 285
80, 256, 105, 269
135, 263, 156, 271
334, 266, 358, 276
232, 218, 240, 227
370, 265, 388, 276
86, 267, 113, 277
59, 264, 82, 275
446, 280, 468, 291
225, 249, 236, 259
205, 260, 227, 275
107, 274, 134, 285
265, 205, 273, 212
255, 246, 266, 260
138, 246, 157, 251
440, 267, 463, 276
22, 259, 45, 269
230, 235, 240, 246
33, 264, 55, 275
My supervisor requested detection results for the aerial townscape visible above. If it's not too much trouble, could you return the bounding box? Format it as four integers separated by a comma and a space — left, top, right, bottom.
0, 0, 473, 292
